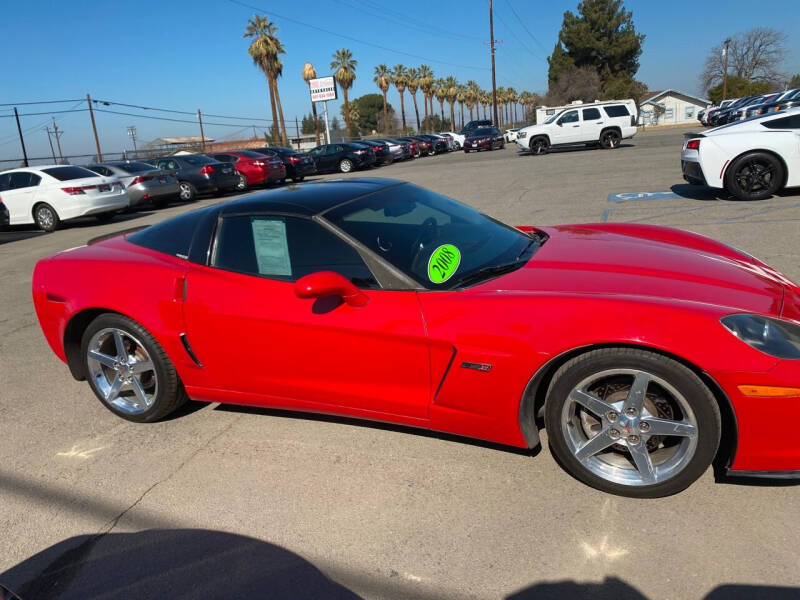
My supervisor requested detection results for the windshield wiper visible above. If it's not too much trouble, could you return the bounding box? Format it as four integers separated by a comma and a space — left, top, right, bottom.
452, 261, 523, 288
515, 238, 537, 261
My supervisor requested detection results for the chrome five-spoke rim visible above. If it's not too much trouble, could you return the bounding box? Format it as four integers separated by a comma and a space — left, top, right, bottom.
86, 328, 158, 415
37, 207, 54, 228
561, 369, 698, 486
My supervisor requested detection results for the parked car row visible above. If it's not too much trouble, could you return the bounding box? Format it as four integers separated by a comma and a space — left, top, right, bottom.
698, 88, 800, 127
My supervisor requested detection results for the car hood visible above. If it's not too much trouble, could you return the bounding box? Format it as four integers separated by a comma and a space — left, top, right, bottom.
484, 223, 789, 315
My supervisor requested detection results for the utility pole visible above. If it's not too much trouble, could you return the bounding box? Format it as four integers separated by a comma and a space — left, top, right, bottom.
45, 127, 57, 163
126, 125, 138, 154
52, 118, 64, 162
722, 38, 731, 101
323, 101, 331, 144
13, 107, 29, 166
488, 0, 499, 126
197, 109, 206, 152
87, 94, 103, 161
295, 117, 301, 150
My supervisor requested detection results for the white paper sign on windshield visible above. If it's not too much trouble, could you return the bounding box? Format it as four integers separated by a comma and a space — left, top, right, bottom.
251, 218, 291, 277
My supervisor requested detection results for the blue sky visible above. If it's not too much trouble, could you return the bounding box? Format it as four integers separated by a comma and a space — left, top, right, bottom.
1, 0, 799, 161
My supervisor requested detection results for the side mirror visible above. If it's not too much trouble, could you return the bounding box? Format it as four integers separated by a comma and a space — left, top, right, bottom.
294, 271, 368, 307
556, 121, 563, 127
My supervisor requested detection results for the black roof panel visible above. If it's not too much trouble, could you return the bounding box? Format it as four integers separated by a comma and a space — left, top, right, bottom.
219, 177, 406, 216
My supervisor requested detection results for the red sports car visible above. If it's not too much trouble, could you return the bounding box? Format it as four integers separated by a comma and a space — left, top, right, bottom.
32, 179, 800, 497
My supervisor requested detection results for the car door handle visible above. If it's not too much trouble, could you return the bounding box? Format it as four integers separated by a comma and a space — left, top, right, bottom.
596, 121, 603, 124
572, 125, 580, 128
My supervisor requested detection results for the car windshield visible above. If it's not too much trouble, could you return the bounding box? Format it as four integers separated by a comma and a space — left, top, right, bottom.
41, 166, 100, 181
114, 162, 156, 173
182, 155, 216, 165
471, 128, 495, 137
323, 183, 543, 289
544, 110, 564, 124
235, 150, 270, 158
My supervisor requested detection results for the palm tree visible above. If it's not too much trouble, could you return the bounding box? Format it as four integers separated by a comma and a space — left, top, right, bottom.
302, 62, 321, 145
418, 65, 434, 130
406, 67, 422, 132
495, 86, 506, 128
373, 64, 391, 134
481, 90, 491, 120
434, 78, 447, 125
506, 87, 518, 126
392, 64, 408, 133
270, 56, 289, 145
465, 80, 480, 122
244, 14, 287, 145
331, 48, 357, 139
456, 85, 467, 129
444, 76, 458, 131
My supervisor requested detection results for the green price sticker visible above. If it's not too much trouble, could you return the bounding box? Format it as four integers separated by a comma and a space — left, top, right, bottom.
427, 244, 461, 284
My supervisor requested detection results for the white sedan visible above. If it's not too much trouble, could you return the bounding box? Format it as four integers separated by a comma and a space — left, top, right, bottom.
0, 165, 129, 231
682, 107, 800, 201
442, 131, 465, 149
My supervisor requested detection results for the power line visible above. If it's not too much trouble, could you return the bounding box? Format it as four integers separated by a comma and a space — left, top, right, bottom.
0, 98, 83, 107
504, 0, 549, 54
92, 99, 275, 122
228, 0, 490, 71
341, 0, 483, 43
93, 108, 270, 128
494, 11, 544, 62
0, 108, 88, 118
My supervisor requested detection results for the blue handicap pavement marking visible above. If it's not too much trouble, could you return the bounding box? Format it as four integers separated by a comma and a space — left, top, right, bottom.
608, 191, 680, 203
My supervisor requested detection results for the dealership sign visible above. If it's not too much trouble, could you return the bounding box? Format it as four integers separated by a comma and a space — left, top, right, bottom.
309, 76, 338, 102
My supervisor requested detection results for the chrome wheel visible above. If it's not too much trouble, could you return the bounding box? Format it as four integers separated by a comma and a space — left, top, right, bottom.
236, 173, 247, 191
86, 328, 158, 415
34, 204, 59, 232
560, 369, 698, 487
178, 182, 194, 201
339, 159, 353, 173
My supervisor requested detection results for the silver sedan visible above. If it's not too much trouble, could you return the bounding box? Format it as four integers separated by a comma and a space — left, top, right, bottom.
86, 161, 179, 208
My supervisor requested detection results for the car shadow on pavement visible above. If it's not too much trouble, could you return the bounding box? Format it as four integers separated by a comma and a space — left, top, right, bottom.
515, 144, 634, 157
0, 211, 156, 244
213, 403, 541, 458
507, 577, 799, 599
669, 184, 731, 201
0, 529, 363, 600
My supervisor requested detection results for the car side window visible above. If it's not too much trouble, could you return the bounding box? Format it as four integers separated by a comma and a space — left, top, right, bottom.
0, 174, 10, 191
309, 146, 323, 156
9, 172, 36, 189
603, 105, 630, 118
167, 160, 179, 170
558, 110, 579, 124
212, 215, 379, 288
762, 115, 800, 129
583, 108, 601, 120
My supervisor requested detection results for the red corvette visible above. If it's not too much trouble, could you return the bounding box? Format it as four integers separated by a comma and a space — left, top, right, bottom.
32, 179, 800, 497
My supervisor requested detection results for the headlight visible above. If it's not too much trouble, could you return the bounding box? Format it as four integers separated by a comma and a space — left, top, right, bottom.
518, 131, 527, 139
721, 314, 800, 359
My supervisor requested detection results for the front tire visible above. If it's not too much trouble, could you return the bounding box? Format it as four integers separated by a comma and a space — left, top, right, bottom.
34, 203, 60, 232
530, 136, 550, 155
292, 175, 305, 183
81, 313, 188, 423
544, 348, 721, 498
724, 151, 784, 201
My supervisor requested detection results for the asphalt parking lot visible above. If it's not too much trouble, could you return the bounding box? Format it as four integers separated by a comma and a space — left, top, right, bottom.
1, 126, 799, 599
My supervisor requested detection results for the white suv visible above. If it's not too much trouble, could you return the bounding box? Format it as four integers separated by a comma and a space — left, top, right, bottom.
516, 101, 638, 155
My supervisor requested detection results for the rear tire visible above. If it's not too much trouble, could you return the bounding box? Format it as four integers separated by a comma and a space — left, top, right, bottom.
339, 158, 353, 173
95, 212, 115, 223
34, 203, 60, 232
178, 181, 196, 202
292, 176, 305, 183
724, 151, 784, 201
81, 313, 188, 423
235, 173, 248, 192
600, 129, 622, 149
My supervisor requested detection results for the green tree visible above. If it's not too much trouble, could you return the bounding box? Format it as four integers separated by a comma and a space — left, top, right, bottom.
444, 76, 458, 131
421, 114, 450, 132
707, 76, 772, 103
331, 48, 357, 138
418, 65, 435, 129
548, 0, 645, 100
301, 113, 325, 135
244, 14, 288, 145
350, 93, 395, 134
373, 64, 392, 134
302, 62, 321, 145
788, 74, 800, 89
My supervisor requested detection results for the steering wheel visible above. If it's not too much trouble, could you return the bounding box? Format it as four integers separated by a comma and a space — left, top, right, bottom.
410, 217, 439, 270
